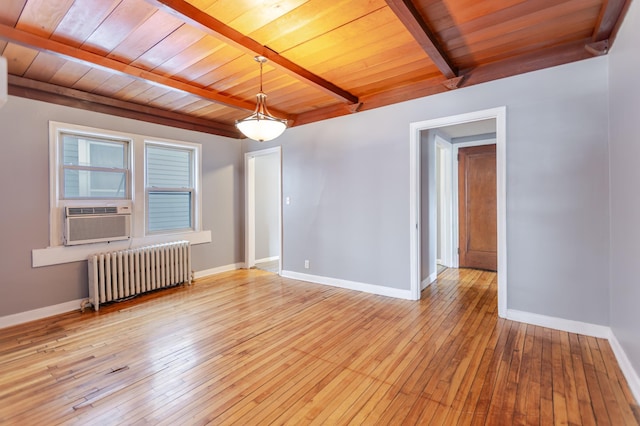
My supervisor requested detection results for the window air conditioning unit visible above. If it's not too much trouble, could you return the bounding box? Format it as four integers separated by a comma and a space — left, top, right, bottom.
64, 206, 131, 246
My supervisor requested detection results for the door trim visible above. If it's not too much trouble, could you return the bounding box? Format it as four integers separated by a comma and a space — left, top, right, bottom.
409, 107, 507, 318
244, 146, 282, 273
435, 135, 454, 268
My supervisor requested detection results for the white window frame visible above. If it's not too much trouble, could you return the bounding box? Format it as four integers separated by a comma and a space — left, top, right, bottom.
59, 133, 130, 201
35, 122, 210, 267
144, 140, 201, 236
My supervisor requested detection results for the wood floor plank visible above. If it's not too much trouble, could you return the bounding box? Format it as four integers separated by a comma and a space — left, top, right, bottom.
579, 334, 612, 426
511, 324, 535, 425
597, 339, 640, 425
484, 320, 521, 424
559, 331, 581, 426
0, 268, 637, 425
469, 320, 516, 424
551, 329, 569, 425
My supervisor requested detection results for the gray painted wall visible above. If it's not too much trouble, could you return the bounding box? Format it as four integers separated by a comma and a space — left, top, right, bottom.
254, 153, 280, 260
0, 96, 243, 317
609, 0, 640, 381
246, 55, 611, 324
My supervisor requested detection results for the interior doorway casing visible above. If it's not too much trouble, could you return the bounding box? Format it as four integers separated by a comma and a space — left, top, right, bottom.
244, 146, 282, 274
435, 135, 454, 269
409, 107, 507, 318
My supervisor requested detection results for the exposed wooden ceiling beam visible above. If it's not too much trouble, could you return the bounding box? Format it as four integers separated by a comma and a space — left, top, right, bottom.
291, 103, 356, 128
293, 75, 448, 126
0, 23, 270, 115
294, 38, 593, 126
461, 39, 592, 87
592, 0, 630, 42
8, 75, 241, 138
145, 0, 359, 105
385, 0, 458, 79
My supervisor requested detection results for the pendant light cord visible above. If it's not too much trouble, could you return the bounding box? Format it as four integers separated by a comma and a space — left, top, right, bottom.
259, 59, 264, 93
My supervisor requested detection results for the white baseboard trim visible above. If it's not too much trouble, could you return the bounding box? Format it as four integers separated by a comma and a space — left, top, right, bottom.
608, 331, 640, 404
255, 256, 280, 263
0, 299, 84, 329
421, 278, 431, 290
281, 270, 413, 300
421, 271, 438, 290
506, 309, 610, 338
193, 263, 244, 279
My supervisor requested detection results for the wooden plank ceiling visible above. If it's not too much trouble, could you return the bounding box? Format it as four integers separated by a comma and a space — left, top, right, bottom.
0, 0, 631, 138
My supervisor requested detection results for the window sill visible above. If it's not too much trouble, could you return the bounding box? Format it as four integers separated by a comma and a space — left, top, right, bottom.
32, 230, 211, 267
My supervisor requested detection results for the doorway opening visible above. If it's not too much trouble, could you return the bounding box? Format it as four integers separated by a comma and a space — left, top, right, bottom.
245, 147, 282, 274
409, 107, 507, 317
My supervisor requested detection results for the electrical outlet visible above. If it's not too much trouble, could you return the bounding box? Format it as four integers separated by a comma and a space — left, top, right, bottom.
304, 259, 309, 269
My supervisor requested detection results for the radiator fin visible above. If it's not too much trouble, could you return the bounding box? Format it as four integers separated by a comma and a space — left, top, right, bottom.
87, 241, 191, 311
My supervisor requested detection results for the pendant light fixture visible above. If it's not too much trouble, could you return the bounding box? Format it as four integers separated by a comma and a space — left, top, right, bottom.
235, 56, 287, 142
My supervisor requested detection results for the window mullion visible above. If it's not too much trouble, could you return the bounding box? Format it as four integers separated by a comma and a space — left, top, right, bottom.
148, 187, 193, 193
63, 165, 128, 173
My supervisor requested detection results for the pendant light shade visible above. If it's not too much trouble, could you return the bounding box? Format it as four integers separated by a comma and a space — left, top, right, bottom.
236, 57, 287, 142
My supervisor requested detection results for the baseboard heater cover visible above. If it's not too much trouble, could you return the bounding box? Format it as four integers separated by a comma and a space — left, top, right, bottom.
86, 240, 192, 311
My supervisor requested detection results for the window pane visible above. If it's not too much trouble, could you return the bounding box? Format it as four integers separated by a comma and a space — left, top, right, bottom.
147, 145, 191, 188
62, 134, 126, 168
148, 192, 192, 232
64, 170, 128, 198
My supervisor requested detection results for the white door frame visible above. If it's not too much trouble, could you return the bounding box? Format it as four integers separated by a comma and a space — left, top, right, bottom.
244, 146, 282, 273
409, 107, 507, 318
435, 135, 454, 268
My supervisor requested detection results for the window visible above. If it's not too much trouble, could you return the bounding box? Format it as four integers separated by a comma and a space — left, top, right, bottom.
61, 133, 129, 199
146, 144, 195, 233
45, 122, 206, 262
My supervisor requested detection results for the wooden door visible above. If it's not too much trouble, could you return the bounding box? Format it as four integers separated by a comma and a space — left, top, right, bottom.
458, 144, 497, 271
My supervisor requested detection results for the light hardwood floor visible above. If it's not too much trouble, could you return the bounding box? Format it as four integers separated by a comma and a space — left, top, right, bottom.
0, 268, 638, 425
